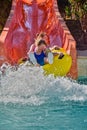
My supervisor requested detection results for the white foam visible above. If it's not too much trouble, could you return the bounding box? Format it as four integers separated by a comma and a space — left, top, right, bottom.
0, 63, 87, 105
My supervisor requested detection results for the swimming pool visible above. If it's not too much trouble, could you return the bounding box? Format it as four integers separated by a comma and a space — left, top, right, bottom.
0, 65, 87, 130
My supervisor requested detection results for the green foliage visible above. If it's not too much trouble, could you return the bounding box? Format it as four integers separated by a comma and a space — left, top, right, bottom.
65, 0, 87, 19
65, 6, 71, 18
65, 0, 87, 31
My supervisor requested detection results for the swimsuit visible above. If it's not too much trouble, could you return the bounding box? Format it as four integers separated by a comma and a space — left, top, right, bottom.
34, 51, 46, 66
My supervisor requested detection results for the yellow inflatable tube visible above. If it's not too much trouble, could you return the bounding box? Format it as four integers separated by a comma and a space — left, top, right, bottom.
43, 48, 72, 77
18, 48, 72, 77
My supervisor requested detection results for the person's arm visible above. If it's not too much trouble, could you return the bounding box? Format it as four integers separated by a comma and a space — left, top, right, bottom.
28, 44, 35, 53
49, 45, 60, 51
43, 48, 51, 56
27, 44, 35, 60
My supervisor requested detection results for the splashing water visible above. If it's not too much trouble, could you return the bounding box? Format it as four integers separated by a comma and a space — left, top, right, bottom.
0, 62, 87, 130
0, 62, 87, 105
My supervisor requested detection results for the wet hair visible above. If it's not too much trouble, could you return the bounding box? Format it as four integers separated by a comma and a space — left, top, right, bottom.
37, 39, 47, 46
36, 32, 47, 38
35, 32, 49, 45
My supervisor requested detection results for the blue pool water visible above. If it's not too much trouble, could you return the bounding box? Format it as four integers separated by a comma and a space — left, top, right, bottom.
0, 64, 87, 130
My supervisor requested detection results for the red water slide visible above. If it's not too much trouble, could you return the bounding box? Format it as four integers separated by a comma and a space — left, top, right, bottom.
0, 0, 78, 79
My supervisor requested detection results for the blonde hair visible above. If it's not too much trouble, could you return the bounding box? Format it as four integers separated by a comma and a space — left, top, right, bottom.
35, 32, 49, 46
36, 32, 47, 38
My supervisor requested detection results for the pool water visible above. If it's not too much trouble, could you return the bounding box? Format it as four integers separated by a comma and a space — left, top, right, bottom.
0, 65, 87, 130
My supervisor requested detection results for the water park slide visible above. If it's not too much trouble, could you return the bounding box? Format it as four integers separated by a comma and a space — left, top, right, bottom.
0, 0, 78, 79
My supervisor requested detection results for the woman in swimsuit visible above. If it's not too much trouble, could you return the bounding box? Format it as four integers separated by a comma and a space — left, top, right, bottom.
29, 39, 53, 66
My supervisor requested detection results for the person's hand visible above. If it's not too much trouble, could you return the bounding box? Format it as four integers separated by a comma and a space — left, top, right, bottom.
54, 46, 60, 50
35, 63, 40, 67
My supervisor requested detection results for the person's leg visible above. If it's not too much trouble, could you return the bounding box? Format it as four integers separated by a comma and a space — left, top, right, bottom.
44, 52, 53, 64
44, 57, 49, 64
48, 52, 53, 64
28, 52, 37, 65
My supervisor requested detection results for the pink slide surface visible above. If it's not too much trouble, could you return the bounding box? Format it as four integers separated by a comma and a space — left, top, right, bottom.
0, 0, 78, 79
